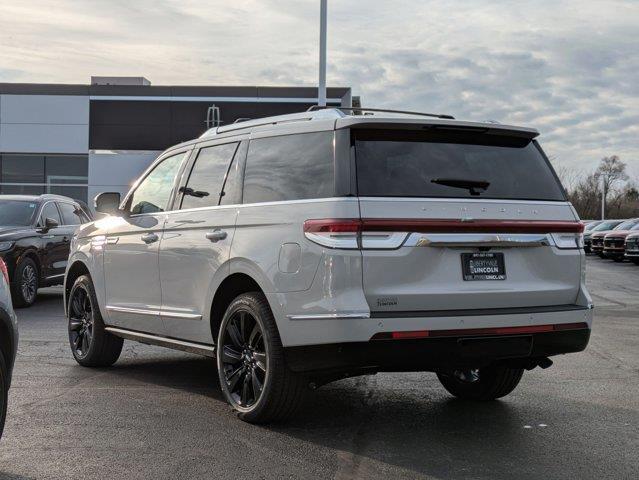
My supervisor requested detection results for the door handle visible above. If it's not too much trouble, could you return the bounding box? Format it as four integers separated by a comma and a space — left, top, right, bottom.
205, 230, 227, 242
141, 233, 159, 244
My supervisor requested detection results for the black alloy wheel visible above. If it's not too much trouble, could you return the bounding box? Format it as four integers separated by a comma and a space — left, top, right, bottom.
220, 309, 267, 409
68, 284, 94, 359
20, 263, 37, 305
67, 275, 123, 367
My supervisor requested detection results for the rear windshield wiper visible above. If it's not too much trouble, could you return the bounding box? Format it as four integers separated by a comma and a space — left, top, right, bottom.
431, 178, 490, 196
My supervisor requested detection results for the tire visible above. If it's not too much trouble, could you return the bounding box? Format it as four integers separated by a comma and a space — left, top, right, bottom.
0, 354, 7, 440
632, 259, 639, 266
11, 257, 39, 308
67, 275, 123, 367
597, 252, 605, 258
613, 256, 624, 263
216, 292, 305, 424
437, 365, 524, 401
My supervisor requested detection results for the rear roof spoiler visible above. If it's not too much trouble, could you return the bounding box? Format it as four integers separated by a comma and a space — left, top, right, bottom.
337, 118, 540, 139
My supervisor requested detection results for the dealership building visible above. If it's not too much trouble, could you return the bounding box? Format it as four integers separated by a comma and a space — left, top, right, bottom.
0, 77, 352, 208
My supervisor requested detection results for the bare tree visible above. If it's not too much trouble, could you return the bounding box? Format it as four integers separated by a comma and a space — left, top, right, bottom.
594, 155, 629, 215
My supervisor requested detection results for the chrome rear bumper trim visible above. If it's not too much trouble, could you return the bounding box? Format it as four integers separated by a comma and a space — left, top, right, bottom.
407, 233, 551, 248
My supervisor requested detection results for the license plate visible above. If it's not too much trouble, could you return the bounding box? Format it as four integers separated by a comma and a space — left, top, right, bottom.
461, 252, 506, 281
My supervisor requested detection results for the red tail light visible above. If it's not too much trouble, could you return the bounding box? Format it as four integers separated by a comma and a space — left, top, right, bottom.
371, 322, 589, 340
303, 218, 584, 249
0, 258, 9, 285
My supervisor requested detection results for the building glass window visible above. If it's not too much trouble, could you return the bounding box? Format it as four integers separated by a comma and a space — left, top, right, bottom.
0, 154, 89, 203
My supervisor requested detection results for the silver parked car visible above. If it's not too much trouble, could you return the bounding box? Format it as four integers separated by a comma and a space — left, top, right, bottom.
64, 107, 593, 423
0, 257, 19, 438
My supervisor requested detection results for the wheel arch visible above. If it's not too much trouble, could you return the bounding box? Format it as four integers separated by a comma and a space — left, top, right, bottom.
64, 260, 91, 316
209, 273, 268, 345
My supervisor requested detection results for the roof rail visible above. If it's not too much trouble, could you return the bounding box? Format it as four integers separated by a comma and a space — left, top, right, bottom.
233, 118, 252, 123
308, 105, 455, 120
199, 108, 344, 138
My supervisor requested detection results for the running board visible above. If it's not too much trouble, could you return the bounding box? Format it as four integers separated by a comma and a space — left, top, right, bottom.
104, 327, 216, 357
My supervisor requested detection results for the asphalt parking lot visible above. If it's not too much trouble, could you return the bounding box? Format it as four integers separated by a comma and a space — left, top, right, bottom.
0, 256, 637, 480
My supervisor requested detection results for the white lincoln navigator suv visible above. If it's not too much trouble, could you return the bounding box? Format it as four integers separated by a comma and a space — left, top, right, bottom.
64, 107, 593, 423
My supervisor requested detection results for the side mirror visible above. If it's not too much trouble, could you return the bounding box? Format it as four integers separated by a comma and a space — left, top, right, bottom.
94, 192, 122, 215
38, 217, 59, 233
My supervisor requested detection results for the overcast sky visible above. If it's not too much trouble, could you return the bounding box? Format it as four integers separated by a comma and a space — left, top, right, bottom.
1, 0, 637, 179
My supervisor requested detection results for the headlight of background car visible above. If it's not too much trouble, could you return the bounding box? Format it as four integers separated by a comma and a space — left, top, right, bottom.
0, 241, 14, 252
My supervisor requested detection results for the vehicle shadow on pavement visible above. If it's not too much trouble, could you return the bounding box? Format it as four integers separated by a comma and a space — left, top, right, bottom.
261, 373, 635, 480
105, 356, 224, 400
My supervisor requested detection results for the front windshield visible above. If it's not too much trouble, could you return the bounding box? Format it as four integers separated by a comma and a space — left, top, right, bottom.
584, 222, 601, 231
0, 200, 38, 226
593, 221, 622, 231
613, 219, 639, 230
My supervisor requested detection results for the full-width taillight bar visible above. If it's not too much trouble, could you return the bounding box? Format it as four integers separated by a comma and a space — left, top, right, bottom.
304, 219, 584, 234
303, 218, 584, 249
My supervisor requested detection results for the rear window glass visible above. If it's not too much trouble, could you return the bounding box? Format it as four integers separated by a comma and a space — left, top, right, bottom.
354, 129, 566, 201
243, 132, 334, 204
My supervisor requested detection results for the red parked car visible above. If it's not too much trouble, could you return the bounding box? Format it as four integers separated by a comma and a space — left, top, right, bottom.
590, 220, 629, 257
602, 219, 639, 261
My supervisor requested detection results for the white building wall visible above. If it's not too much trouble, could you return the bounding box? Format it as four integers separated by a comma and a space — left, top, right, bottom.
0, 94, 89, 153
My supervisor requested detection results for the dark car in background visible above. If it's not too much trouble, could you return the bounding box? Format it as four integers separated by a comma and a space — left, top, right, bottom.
590, 220, 628, 257
583, 220, 603, 253
0, 195, 91, 307
624, 233, 639, 265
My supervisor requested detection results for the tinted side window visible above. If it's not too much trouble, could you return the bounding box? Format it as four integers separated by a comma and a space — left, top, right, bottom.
243, 132, 334, 204
40, 202, 61, 225
180, 143, 238, 210
129, 152, 187, 215
57, 203, 84, 225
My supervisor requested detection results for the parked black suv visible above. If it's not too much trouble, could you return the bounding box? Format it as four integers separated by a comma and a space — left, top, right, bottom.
0, 195, 91, 307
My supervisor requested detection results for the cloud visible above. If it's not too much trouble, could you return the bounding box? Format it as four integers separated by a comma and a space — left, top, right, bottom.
0, 0, 637, 177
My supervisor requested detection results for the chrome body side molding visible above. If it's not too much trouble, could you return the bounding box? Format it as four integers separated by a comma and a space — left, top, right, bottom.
106, 305, 202, 320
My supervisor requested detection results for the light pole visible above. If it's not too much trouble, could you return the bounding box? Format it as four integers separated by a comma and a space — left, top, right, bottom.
318, 0, 327, 107
600, 174, 609, 220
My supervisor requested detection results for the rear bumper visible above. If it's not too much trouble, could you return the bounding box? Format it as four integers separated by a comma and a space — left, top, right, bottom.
285, 327, 590, 373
